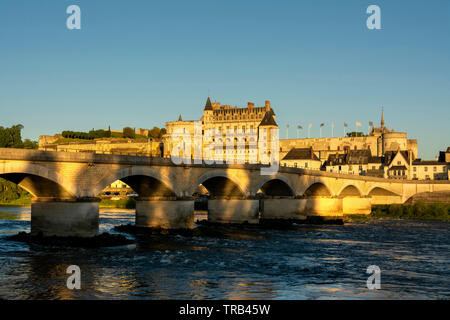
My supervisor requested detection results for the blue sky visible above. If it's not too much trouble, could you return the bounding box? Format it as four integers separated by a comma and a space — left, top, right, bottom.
0, 0, 449, 159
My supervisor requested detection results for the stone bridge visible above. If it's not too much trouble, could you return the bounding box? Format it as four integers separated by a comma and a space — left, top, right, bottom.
1, 148, 449, 237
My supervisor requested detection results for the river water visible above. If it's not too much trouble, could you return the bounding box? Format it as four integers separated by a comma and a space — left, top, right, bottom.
0, 206, 449, 300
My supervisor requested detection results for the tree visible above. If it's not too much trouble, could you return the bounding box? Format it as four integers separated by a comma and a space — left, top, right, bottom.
160, 128, 167, 137
123, 127, 135, 138
346, 131, 364, 137
23, 139, 38, 149
149, 127, 161, 139
0, 124, 25, 148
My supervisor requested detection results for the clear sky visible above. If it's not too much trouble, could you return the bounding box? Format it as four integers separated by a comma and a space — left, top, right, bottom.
0, 0, 449, 159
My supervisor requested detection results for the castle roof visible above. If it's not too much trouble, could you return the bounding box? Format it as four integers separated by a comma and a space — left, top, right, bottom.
204, 96, 213, 111
346, 149, 372, 164
385, 150, 410, 166
324, 150, 377, 166
258, 110, 278, 127
412, 160, 447, 166
283, 147, 320, 161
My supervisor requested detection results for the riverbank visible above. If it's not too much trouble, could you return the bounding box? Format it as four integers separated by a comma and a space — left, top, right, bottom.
1, 199, 449, 221
345, 202, 450, 222
0, 198, 137, 209
98, 198, 136, 209
0, 198, 31, 207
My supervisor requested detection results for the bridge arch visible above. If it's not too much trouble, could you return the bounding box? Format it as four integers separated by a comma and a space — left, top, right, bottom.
253, 175, 295, 197
303, 182, 332, 197
0, 162, 75, 198
338, 184, 363, 197
93, 166, 178, 198
367, 186, 401, 197
191, 169, 249, 198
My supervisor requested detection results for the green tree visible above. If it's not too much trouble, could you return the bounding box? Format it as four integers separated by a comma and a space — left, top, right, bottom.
23, 139, 38, 149
0, 124, 25, 148
123, 127, 135, 138
149, 127, 161, 139
346, 131, 364, 137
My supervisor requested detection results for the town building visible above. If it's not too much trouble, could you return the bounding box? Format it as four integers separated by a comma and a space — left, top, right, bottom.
323, 149, 384, 176
281, 147, 322, 169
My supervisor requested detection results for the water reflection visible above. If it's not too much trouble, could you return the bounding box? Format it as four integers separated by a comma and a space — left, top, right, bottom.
0, 207, 449, 299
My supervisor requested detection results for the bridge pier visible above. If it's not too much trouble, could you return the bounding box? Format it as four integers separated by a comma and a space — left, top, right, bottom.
342, 197, 372, 215
262, 198, 307, 220
208, 198, 260, 224
262, 197, 344, 219
31, 197, 99, 238
135, 197, 194, 229
304, 197, 343, 216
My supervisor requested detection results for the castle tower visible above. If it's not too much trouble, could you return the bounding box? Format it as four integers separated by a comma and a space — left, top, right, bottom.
203, 96, 213, 123
258, 110, 278, 164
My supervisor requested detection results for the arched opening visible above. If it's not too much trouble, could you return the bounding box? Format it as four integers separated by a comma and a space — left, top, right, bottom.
405, 191, 450, 205
304, 182, 332, 197
0, 173, 73, 199
97, 174, 176, 209
258, 179, 294, 197
368, 187, 399, 197
192, 175, 247, 223
192, 184, 209, 221
200, 176, 245, 198
119, 175, 176, 198
339, 185, 361, 197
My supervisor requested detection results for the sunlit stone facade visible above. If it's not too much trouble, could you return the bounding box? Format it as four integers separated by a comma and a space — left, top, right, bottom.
164, 97, 278, 164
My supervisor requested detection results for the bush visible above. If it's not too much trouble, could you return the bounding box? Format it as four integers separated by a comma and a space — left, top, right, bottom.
388, 204, 403, 217
0, 178, 32, 202
125, 198, 136, 209
413, 201, 427, 217
123, 127, 135, 139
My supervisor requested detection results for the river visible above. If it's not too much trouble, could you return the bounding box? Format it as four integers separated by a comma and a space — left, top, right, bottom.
0, 206, 449, 299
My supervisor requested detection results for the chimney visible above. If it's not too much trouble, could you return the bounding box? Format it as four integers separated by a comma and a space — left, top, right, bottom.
265, 100, 271, 110
247, 102, 254, 109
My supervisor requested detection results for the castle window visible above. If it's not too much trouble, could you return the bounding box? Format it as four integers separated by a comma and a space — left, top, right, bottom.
424, 167, 428, 172
433, 167, 437, 172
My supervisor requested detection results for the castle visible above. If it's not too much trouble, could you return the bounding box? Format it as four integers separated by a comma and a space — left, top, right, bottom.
37, 96, 448, 181
163, 97, 278, 164
279, 109, 418, 162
